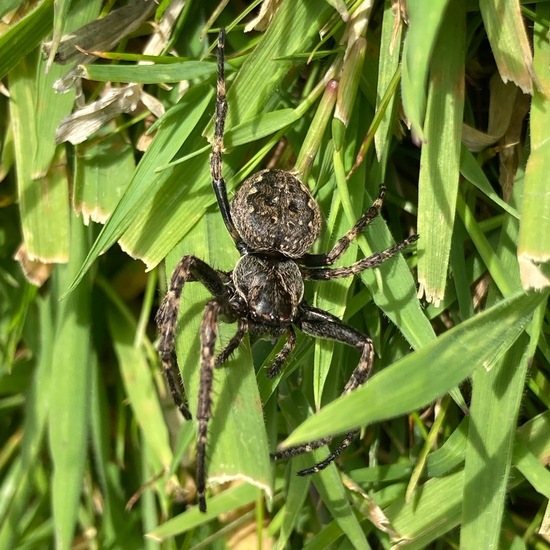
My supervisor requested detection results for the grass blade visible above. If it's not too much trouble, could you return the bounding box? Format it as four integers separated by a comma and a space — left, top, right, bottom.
417, 0, 465, 305
374, 0, 403, 165
0, 0, 53, 81
384, 410, 550, 547
460, 174, 537, 546
9, 52, 70, 263
518, 2, 550, 289
105, 289, 173, 470
401, 0, 449, 139
73, 132, 135, 224
283, 289, 545, 447
48, 216, 93, 549
81, 60, 216, 83
480, 0, 534, 93
461, 334, 531, 548
65, 85, 213, 294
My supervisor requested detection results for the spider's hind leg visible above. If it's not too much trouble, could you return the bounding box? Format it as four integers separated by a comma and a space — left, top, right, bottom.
196, 300, 223, 513
270, 305, 373, 474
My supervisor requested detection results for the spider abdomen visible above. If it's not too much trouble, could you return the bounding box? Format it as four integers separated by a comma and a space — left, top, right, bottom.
231, 169, 322, 258
232, 254, 304, 328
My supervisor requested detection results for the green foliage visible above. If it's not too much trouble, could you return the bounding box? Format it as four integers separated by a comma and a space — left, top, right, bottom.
1, 1, 549, 548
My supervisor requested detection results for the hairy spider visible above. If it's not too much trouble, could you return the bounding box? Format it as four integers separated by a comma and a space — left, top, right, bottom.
156, 28, 418, 513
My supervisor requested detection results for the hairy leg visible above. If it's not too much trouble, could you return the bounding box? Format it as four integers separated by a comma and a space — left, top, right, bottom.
196, 300, 222, 513
271, 305, 374, 474
156, 255, 226, 420
303, 234, 418, 280
210, 28, 246, 251
215, 318, 248, 366
267, 327, 297, 379
300, 186, 387, 267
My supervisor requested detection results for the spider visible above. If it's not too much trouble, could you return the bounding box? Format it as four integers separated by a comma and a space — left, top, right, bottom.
156, 28, 418, 513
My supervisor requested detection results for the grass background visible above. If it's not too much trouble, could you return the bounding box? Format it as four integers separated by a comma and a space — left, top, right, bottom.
1, 0, 550, 548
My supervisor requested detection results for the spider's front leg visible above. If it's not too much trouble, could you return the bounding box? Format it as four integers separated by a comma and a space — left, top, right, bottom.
209, 27, 247, 253
156, 255, 226, 421
299, 185, 418, 279
302, 234, 419, 281
271, 305, 374, 475
300, 185, 387, 268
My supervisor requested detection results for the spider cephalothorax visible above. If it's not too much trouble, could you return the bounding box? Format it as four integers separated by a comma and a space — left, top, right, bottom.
156, 28, 418, 513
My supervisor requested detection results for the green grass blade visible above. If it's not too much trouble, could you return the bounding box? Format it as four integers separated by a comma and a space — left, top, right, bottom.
374, 0, 403, 166
46, 0, 71, 69
225, 108, 299, 148
278, 388, 370, 549
313, 464, 370, 550
384, 410, 550, 547
0, 296, 53, 548
104, 288, 173, 470
480, 0, 534, 93
514, 439, 550, 500
81, 60, 216, 83
393, 470, 464, 549
0, 0, 53, 81
460, 146, 519, 219
118, 150, 218, 268
65, 84, 213, 295
273, 460, 310, 549
283, 290, 544, 447
48, 216, 93, 549
9, 52, 70, 263
417, 0, 465, 305
358, 220, 431, 352
460, 176, 535, 546
518, 2, 550, 289
426, 418, 468, 477
461, 334, 530, 548
148, 482, 262, 540
401, 0, 450, 139
456, 190, 517, 297
219, 3, 333, 132
73, 132, 135, 223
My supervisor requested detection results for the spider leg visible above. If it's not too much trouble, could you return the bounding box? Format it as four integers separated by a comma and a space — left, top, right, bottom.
296, 430, 359, 476
271, 305, 374, 474
196, 300, 222, 513
266, 326, 297, 379
302, 234, 418, 280
215, 318, 248, 366
156, 255, 227, 420
300, 185, 387, 267
210, 28, 246, 252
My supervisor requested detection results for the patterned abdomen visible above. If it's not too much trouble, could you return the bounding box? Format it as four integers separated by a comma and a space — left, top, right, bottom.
231, 169, 322, 258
